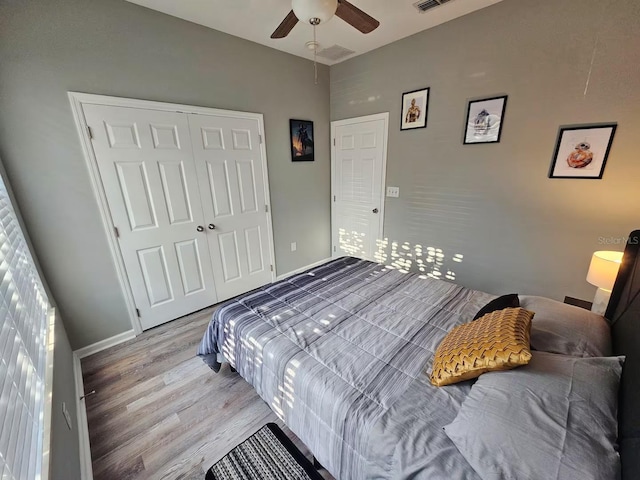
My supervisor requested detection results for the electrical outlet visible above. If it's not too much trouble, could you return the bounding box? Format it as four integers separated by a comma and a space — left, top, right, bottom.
291, 242, 297, 252
386, 186, 400, 198
62, 402, 72, 431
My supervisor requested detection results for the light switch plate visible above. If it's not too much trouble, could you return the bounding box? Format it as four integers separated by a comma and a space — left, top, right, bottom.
291, 242, 297, 252
386, 186, 400, 198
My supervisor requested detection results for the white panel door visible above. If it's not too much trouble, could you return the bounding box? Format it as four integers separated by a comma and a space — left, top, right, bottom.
189, 114, 274, 301
83, 104, 218, 329
332, 116, 387, 260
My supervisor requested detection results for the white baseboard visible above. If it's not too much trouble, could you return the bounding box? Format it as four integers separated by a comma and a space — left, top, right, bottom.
73, 353, 94, 480
275, 258, 332, 281
74, 329, 136, 359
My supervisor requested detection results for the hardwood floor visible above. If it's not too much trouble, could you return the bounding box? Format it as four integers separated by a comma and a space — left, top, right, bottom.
81, 306, 334, 480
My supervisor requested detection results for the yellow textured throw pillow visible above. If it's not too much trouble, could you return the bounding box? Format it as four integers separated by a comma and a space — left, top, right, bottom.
430, 307, 534, 387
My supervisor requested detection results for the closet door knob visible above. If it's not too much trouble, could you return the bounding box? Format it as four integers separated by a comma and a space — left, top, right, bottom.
196, 225, 204, 232
208, 224, 216, 230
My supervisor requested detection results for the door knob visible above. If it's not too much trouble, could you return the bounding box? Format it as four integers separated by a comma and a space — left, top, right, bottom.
208, 224, 216, 230
372, 208, 379, 214
196, 225, 204, 232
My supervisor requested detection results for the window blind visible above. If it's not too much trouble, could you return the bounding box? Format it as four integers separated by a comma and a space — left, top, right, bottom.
0, 173, 51, 480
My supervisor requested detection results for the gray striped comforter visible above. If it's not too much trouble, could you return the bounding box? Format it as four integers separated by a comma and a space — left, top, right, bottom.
197, 257, 493, 479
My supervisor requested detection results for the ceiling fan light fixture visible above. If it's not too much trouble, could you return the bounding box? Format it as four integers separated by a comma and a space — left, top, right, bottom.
292, 0, 338, 25
305, 40, 320, 50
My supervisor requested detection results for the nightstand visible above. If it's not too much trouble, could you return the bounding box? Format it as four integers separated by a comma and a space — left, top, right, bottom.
564, 296, 593, 311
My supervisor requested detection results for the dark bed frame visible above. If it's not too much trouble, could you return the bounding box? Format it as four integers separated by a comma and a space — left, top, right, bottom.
606, 230, 640, 479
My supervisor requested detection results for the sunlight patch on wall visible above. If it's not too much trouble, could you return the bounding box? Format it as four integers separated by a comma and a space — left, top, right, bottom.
339, 230, 464, 281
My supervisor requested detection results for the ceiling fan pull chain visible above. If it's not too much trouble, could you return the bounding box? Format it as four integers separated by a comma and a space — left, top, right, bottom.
313, 24, 318, 85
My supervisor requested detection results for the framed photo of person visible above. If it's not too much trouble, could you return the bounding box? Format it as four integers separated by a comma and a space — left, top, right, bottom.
548, 124, 617, 179
290, 119, 314, 162
463, 95, 508, 144
401, 88, 429, 131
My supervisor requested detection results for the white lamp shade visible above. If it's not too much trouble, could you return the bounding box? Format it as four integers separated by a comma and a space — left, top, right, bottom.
292, 0, 338, 24
586, 251, 623, 291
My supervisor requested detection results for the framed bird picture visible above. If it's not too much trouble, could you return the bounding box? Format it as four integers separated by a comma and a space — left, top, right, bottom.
548, 124, 617, 179
290, 119, 314, 162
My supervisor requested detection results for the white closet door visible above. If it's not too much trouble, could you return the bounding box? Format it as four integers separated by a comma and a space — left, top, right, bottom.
83, 104, 217, 329
188, 114, 273, 301
333, 118, 387, 260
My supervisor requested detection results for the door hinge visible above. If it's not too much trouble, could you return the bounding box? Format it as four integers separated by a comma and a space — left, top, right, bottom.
333, 195, 336, 202
333, 246, 337, 252
259, 134, 263, 144
270, 265, 274, 272
333, 138, 336, 146
136, 308, 141, 318
265, 204, 269, 213
87, 125, 94, 140
114, 226, 120, 238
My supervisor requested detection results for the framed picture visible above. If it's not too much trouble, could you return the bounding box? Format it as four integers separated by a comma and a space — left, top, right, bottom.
401, 88, 429, 131
549, 124, 617, 179
463, 95, 508, 144
290, 119, 314, 162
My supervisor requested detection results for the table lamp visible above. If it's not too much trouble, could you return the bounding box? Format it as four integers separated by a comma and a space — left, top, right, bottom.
586, 251, 623, 315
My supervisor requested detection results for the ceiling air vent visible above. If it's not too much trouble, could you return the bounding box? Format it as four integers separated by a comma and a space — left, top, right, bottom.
316, 45, 356, 61
413, 0, 451, 13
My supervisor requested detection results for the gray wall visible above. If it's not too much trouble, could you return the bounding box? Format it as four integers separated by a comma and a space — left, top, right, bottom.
0, 156, 81, 480
331, 0, 640, 301
0, 0, 331, 349
2, 0, 638, 348
50, 318, 82, 480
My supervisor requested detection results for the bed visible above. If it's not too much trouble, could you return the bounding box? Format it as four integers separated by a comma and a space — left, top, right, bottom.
198, 232, 640, 479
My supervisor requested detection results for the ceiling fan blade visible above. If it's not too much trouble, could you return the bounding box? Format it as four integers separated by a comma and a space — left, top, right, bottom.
336, 0, 380, 34
271, 10, 299, 39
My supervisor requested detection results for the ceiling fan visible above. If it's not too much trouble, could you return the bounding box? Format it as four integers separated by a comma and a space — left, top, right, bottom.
271, 0, 380, 39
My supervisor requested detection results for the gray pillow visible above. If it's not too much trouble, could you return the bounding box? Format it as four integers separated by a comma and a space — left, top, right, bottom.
444, 352, 623, 480
520, 295, 611, 357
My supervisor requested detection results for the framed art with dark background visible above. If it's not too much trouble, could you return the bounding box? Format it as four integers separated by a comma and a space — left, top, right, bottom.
290, 119, 314, 162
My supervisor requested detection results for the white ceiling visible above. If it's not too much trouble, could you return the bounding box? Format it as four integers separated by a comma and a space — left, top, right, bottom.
125, 0, 505, 65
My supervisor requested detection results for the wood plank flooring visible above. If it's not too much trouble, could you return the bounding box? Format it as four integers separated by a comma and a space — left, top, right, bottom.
81, 306, 334, 480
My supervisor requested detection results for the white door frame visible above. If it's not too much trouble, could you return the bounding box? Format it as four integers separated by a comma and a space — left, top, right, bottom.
68, 92, 277, 335
330, 112, 389, 259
